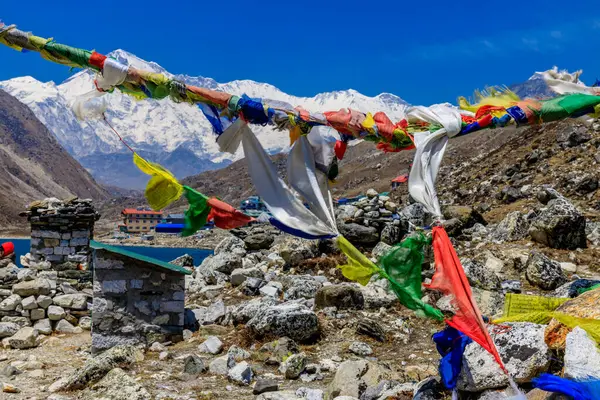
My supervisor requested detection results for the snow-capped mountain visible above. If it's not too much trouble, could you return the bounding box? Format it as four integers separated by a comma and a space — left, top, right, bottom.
0, 50, 408, 189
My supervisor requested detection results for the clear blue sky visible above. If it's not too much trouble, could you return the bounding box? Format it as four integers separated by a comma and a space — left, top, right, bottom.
1, 1, 599, 105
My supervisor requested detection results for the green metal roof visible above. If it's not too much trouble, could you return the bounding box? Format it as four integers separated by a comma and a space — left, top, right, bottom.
90, 240, 192, 275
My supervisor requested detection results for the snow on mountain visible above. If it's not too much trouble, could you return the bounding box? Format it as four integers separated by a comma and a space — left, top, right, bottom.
0, 49, 408, 189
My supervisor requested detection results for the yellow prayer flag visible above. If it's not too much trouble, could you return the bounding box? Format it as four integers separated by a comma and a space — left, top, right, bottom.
133, 153, 183, 210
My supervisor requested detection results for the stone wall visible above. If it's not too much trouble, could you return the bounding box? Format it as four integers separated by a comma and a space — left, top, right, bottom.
23, 198, 99, 267
92, 249, 185, 353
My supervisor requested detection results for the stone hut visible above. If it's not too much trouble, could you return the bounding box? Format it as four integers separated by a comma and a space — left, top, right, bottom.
90, 241, 191, 353
22, 197, 99, 268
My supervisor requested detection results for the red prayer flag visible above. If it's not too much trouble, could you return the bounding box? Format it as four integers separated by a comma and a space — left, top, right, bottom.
426, 226, 506, 371
207, 197, 254, 229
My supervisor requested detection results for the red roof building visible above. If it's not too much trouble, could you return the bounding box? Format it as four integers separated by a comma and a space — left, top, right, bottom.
121, 208, 163, 233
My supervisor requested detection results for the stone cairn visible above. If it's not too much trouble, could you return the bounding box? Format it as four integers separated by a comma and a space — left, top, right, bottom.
0, 198, 99, 348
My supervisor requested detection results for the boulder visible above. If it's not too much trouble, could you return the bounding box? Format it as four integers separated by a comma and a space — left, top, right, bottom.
283, 276, 323, 301
525, 251, 567, 290
545, 288, 600, 350
202, 253, 243, 275
360, 279, 397, 309
241, 277, 266, 296
253, 378, 279, 395
337, 205, 359, 221
55, 319, 78, 333
280, 352, 307, 379
12, 279, 51, 296
215, 236, 246, 256
62, 345, 143, 390
338, 223, 379, 246
52, 294, 88, 310
260, 281, 283, 297
203, 300, 226, 325
315, 285, 365, 310
247, 302, 319, 342
36, 295, 52, 309
0, 294, 22, 311
198, 284, 226, 300
89, 367, 150, 400
462, 259, 501, 291
529, 197, 586, 250
230, 267, 264, 286
371, 242, 392, 260
491, 211, 530, 242
458, 323, 551, 391
556, 125, 591, 147
232, 296, 279, 325
442, 205, 486, 234
327, 360, 391, 399
228, 361, 253, 385
244, 233, 275, 251
209, 354, 235, 375
183, 354, 206, 375
498, 186, 522, 203
259, 336, 299, 360
7, 327, 39, 349
0, 322, 20, 338
170, 253, 195, 268
279, 239, 316, 266
198, 336, 223, 355
564, 327, 600, 380
21, 295, 37, 310
400, 203, 431, 231
412, 377, 446, 400
356, 318, 386, 342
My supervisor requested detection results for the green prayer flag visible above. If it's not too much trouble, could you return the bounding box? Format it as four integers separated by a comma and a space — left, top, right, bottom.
182, 186, 210, 237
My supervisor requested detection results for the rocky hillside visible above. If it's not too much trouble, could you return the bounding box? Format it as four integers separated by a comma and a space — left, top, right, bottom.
0, 90, 108, 233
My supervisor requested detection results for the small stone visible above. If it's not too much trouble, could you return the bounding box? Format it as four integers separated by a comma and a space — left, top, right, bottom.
0, 295, 22, 311
159, 351, 171, 361
564, 327, 600, 380
525, 251, 567, 290
315, 285, 364, 310
183, 354, 207, 375
198, 336, 223, 355
253, 378, 278, 395
7, 327, 39, 349
2, 383, 20, 393
356, 319, 386, 342
47, 305, 66, 321
30, 308, 45, 321
0, 322, 19, 338
21, 295, 38, 310
228, 345, 251, 362
349, 342, 373, 356
366, 189, 378, 198
280, 352, 307, 380
79, 316, 92, 330
228, 361, 253, 385
149, 342, 166, 352
36, 295, 52, 309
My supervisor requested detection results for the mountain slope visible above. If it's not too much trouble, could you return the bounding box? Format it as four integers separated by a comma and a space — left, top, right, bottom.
0, 50, 408, 189
0, 89, 108, 231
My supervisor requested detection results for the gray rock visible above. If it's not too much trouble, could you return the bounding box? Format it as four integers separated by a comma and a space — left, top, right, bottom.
232, 296, 279, 325
89, 367, 150, 400
279, 240, 316, 266
63, 345, 143, 390
247, 302, 319, 342
12, 279, 51, 296
231, 267, 264, 286
492, 211, 530, 242
458, 323, 551, 391
412, 377, 445, 400
284, 276, 322, 301
0, 294, 22, 311
55, 319, 77, 333
366, 189, 378, 198
47, 305, 66, 321
241, 277, 266, 296
315, 284, 365, 310
564, 326, 600, 380
7, 327, 39, 349
244, 233, 275, 251
21, 295, 37, 310
337, 205, 359, 221
349, 342, 373, 356
356, 319, 386, 342
209, 354, 235, 375
170, 253, 195, 268
32, 318, 52, 335
198, 284, 226, 300
462, 259, 501, 290
52, 294, 88, 310
204, 300, 226, 325
201, 253, 242, 275
0, 322, 19, 338
529, 197, 587, 250
30, 308, 45, 321
78, 316, 92, 330
556, 125, 591, 147
253, 378, 279, 395
371, 242, 392, 260
214, 236, 246, 256
17, 268, 36, 281
183, 354, 206, 375
260, 281, 283, 297
525, 251, 567, 290
338, 223, 379, 246
280, 352, 307, 379
228, 345, 251, 361
1, 316, 30, 327
198, 336, 223, 354
360, 280, 397, 309
228, 361, 253, 385
36, 295, 52, 309
296, 387, 324, 400
328, 360, 370, 399
501, 280, 522, 294
260, 336, 299, 360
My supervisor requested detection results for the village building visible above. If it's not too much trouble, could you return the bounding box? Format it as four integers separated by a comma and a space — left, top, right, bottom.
90, 241, 191, 353
120, 208, 163, 233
